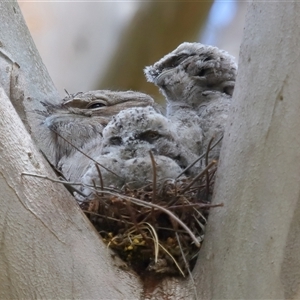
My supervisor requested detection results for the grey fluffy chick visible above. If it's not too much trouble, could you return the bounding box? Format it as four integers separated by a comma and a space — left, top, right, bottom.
144, 42, 237, 160
79, 106, 198, 197
42, 90, 155, 166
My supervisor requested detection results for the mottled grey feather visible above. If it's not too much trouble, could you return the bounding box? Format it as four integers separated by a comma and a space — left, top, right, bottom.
144, 42, 237, 160
42, 90, 155, 165
78, 106, 198, 197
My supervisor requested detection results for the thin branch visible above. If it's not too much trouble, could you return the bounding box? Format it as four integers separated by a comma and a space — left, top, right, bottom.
21, 172, 84, 186
149, 150, 157, 226
180, 160, 217, 194
205, 136, 215, 197
89, 188, 201, 248
22, 171, 207, 248
50, 128, 121, 178
175, 232, 198, 299
149, 150, 157, 204
95, 163, 104, 197
176, 135, 223, 179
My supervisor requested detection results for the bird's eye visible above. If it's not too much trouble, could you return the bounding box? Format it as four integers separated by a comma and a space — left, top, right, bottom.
173, 54, 189, 67
198, 68, 210, 77
138, 130, 161, 143
109, 136, 123, 146
203, 55, 213, 62
86, 101, 107, 109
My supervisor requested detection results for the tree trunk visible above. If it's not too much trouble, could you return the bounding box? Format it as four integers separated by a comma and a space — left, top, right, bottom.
0, 87, 142, 299
0, 2, 142, 299
2, 1, 300, 299
0, 1, 60, 164
194, 2, 300, 299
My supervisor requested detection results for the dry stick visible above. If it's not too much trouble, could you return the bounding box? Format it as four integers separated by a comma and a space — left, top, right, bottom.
209, 167, 217, 181
21, 172, 203, 247
21, 172, 84, 185
82, 210, 135, 226
136, 223, 160, 263
21, 172, 89, 198
124, 200, 150, 246
20, 172, 118, 195
125, 202, 139, 233
40, 150, 87, 197
91, 168, 111, 227
175, 232, 199, 300
205, 137, 215, 167
152, 226, 197, 234
205, 137, 215, 198
64, 89, 70, 97
137, 204, 157, 225
176, 135, 223, 179
92, 193, 111, 218
89, 180, 102, 217
50, 128, 121, 178
157, 178, 178, 197
149, 151, 157, 203
95, 163, 104, 197
58, 176, 87, 197
91, 189, 201, 248
142, 179, 177, 224
168, 203, 223, 210
180, 160, 217, 194
156, 241, 185, 277
149, 151, 157, 226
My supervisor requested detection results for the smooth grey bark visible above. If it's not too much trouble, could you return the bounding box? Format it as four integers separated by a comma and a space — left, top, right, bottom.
0, 1, 60, 163
0, 87, 142, 299
0, 2, 142, 299
193, 2, 300, 299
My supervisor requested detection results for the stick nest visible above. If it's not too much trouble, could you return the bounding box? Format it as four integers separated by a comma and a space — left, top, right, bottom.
81, 158, 221, 277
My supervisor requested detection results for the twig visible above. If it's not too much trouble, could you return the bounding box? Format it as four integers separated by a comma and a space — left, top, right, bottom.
149, 150, 157, 204
64, 89, 70, 97
176, 135, 223, 179
180, 160, 217, 194
82, 210, 135, 225
168, 202, 223, 210
205, 137, 215, 197
21, 172, 123, 194
175, 232, 198, 299
50, 128, 121, 178
90, 189, 201, 248
21, 172, 84, 186
149, 151, 157, 226
95, 163, 104, 197
131, 223, 159, 263
126, 201, 150, 246
157, 240, 185, 277
21, 172, 90, 197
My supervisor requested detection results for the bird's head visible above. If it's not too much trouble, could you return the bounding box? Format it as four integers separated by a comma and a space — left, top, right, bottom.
144, 42, 237, 110
79, 106, 197, 191
41, 90, 155, 165
101, 106, 197, 174
61, 90, 155, 118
